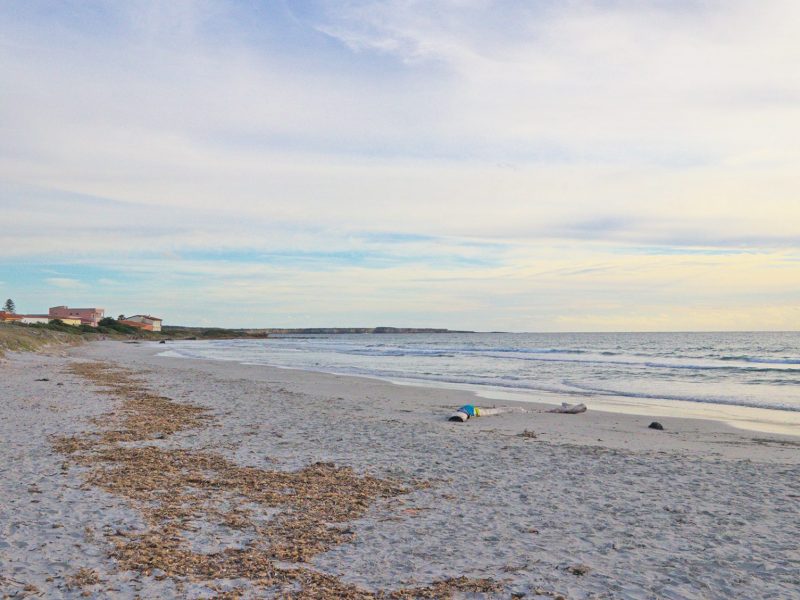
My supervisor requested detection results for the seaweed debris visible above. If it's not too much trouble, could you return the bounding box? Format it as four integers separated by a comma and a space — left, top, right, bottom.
53, 361, 502, 598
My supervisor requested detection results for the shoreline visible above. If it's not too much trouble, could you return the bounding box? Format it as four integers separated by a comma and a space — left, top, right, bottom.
2, 340, 799, 599
153, 341, 800, 458
154, 345, 800, 459
161, 343, 800, 439
387, 376, 800, 438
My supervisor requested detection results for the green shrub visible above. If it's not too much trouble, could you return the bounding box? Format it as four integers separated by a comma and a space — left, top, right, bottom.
97, 317, 138, 334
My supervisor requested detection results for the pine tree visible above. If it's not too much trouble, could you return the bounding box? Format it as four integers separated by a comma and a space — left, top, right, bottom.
3, 298, 15, 313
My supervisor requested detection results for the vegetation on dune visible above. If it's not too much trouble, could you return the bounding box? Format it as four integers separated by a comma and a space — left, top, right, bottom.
97, 317, 138, 334
0, 318, 149, 357
0, 322, 82, 356
162, 326, 270, 339
0, 319, 272, 357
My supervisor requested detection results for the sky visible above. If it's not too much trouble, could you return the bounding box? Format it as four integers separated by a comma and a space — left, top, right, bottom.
1, 0, 798, 331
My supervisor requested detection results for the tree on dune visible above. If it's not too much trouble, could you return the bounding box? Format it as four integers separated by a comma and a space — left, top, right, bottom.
3, 298, 15, 313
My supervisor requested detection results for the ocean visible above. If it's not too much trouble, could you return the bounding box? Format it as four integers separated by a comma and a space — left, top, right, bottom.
160, 332, 800, 420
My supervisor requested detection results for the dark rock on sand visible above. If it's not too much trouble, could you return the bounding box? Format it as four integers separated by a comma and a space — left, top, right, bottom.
648, 421, 664, 430
566, 564, 591, 576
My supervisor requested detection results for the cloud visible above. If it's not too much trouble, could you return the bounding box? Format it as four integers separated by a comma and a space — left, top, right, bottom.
0, 1, 798, 330
45, 277, 86, 289
307, 0, 800, 159
2, 241, 790, 330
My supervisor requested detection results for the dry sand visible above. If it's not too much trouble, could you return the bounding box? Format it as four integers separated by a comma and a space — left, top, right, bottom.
1, 340, 798, 599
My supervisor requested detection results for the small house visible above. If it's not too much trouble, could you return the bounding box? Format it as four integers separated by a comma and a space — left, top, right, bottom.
119, 319, 154, 331
124, 315, 163, 332
48, 317, 82, 326
20, 315, 51, 325
0, 311, 23, 323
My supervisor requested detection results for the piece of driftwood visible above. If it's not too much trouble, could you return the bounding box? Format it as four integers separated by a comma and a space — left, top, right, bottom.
547, 402, 587, 414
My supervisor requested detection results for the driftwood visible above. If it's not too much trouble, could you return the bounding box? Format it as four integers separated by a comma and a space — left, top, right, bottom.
547, 402, 587, 414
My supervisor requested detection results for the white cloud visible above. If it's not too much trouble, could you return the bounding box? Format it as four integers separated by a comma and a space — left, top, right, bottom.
308, 0, 800, 156
45, 277, 86, 289
1, 0, 797, 252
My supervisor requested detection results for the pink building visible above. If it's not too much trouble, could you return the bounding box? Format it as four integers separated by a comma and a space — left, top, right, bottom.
49, 306, 105, 327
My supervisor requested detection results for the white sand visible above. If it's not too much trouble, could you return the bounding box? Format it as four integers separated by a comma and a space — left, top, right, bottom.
1, 340, 799, 599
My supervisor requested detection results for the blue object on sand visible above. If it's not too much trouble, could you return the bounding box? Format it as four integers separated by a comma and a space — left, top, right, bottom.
457, 404, 477, 417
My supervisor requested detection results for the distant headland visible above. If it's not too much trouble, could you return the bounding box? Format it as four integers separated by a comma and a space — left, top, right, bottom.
248, 327, 474, 334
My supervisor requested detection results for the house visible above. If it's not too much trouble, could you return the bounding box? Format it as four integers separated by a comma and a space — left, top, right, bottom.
20, 315, 51, 325
119, 319, 154, 331
1, 311, 82, 326
50, 317, 83, 326
124, 315, 163, 332
49, 306, 105, 327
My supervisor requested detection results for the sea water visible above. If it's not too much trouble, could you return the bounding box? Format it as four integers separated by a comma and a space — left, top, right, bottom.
160, 332, 800, 426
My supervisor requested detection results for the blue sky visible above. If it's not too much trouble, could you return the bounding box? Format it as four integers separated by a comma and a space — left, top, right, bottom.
1, 0, 799, 330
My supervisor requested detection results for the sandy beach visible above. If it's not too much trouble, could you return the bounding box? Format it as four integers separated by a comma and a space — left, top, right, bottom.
1, 340, 799, 599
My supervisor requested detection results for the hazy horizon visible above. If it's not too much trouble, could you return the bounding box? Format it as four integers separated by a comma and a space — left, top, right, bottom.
2, 1, 799, 332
